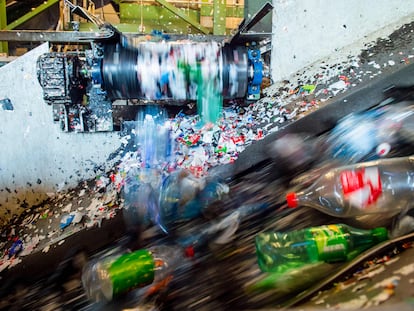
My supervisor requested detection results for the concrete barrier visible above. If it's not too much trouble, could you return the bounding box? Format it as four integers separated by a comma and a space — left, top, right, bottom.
271, 0, 414, 81
0, 44, 122, 224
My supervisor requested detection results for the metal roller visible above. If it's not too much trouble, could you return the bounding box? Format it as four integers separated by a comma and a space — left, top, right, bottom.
37, 41, 264, 132
101, 42, 249, 101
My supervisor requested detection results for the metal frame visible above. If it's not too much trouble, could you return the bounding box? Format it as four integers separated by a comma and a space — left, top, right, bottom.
0, 0, 60, 54
5, 0, 60, 31
155, 0, 210, 34
0, 0, 7, 53
213, 0, 226, 35
0, 0, 252, 54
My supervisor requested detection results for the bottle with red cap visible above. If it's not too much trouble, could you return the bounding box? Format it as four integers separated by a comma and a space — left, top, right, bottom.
286, 156, 414, 217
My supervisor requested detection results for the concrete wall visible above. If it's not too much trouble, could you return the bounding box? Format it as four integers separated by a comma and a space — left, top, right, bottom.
271, 0, 414, 81
0, 43, 122, 224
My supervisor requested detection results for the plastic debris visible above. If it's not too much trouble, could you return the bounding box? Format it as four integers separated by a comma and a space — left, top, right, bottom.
393, 263, 414, 276
60, 214, 75, 230
69, 211, 83, 224
8, 239, 23, 258
0, 98, 13, 111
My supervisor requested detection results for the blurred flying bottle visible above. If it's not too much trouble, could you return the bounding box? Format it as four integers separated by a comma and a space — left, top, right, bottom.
135, 106, 173, 170
123, 106, 173, 236
255, 224, 388, 273
326, 104, 414, 163
286, 156, 414, 217
158, 169, 229, 233
124, 167, 230, 235
82, 245, 187, 303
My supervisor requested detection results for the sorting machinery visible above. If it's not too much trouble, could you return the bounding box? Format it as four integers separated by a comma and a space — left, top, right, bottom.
34, 2, 272, 132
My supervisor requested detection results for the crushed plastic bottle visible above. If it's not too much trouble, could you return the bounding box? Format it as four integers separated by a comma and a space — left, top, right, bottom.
82, 245, 187, 303
286, 156, 414, 217
158, 170, 229, 233
123, 165, 230, 234
255, 224, 388, 273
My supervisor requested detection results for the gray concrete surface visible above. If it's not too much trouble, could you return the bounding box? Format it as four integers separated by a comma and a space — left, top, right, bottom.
271, 0, 414, 81
0, 43, 122, 224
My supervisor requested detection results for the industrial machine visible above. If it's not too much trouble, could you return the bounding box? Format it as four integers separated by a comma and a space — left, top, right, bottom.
35, 2, 272, 132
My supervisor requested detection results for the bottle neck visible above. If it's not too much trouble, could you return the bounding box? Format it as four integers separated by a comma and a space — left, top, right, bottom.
352, 227, 388, 249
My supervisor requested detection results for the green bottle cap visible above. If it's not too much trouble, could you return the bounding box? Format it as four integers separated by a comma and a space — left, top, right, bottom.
372, 227, 388, 243
108, 249, 155, 298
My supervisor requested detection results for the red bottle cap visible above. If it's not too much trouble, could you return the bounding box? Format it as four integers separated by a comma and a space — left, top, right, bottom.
286, 192, 298, 208
185, 245, 195, 258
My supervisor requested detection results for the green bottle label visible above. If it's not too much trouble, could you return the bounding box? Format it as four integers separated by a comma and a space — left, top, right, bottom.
108, 249, 155, 297
308, 224, 349, 262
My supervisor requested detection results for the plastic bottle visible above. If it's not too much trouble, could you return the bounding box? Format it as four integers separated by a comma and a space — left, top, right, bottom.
255, 224, 388, 273
82, 245, 185, 302
135, 106, 173, 169
286, 156, 414, 217
158, 169, 229, 233
325, 103, 414, 164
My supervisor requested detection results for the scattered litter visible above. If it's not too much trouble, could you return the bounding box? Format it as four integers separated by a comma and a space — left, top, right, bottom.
60, 214, 75, 230
42, 245, 50, 253
357, 265, 386, 280
371, 276, 401, 290
366, 288, 395, 307
2, 23, 414, 310
19, 235, 40, 256
69, 211, 83, 224
0, 98, 13, 111
8, 239, 23, 258
334, 295, 368, 309
61, 203, 72, 213
328, 80, 348, 96
393, 263, 414, 276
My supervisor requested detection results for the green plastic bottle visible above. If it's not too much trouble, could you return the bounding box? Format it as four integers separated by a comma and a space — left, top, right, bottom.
81, 245, 184, 302
255, 224, 388, 273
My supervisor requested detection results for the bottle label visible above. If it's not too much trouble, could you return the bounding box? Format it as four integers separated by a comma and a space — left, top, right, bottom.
310, 224, 349, 262
108, 249, 155, 297
340, 167, 382, 208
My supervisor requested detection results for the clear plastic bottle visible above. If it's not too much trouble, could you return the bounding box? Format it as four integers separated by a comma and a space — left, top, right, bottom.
325, 104, 412, 164
255, 224, 388, 273
135, 106, 173, 169
158, 169, 229, 233
286, 156, 414, 217
81, 245, 184, 302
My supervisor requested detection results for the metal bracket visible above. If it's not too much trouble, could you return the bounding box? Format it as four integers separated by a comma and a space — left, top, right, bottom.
230, 2, 273, 46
